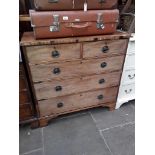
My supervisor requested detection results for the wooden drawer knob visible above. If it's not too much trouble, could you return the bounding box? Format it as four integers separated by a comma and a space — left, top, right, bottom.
99, 79, 105, 84
53, 68, 61, 74
97, 94, 104, 100
52, 50, 60, 58
57, 102, 64, 108
101, 46, 109, 53
55, 86, 62, 91
101, 62, 107, 68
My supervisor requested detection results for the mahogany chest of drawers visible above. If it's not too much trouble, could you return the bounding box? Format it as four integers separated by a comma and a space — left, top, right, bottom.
19, 62, 35, 123
20, 31, 130, 127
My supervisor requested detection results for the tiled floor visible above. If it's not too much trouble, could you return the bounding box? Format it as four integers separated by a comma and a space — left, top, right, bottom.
19, 100, 135, 155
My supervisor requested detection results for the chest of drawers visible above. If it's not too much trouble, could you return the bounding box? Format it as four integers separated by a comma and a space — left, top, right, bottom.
116, 33, 135, 109
20, 32, 130, 127
19, 62, 35, 123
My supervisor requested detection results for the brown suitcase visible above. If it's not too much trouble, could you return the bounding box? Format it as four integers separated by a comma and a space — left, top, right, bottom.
30, 9, 119, 39
34, 0, 118, 11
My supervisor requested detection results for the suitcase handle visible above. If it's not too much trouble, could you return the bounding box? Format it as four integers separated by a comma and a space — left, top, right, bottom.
65, 22, 91, 29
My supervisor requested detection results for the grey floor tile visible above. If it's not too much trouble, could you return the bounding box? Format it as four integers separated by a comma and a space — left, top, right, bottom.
102, 123, 135, 155
120, 101, 135, 122
90, 107, 129, 130
19, 126, 43, 154
43, 113, 111, 155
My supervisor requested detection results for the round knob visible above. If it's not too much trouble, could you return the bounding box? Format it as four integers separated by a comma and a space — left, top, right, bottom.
55, 86, 62, 91
53, 68, 61, 74
101, 46, 109, 53
57, 102, 63, 108
101, 62, 107, 68
52, 50, 60, 58
99, 79, 105, 84
97, 95, 104, 100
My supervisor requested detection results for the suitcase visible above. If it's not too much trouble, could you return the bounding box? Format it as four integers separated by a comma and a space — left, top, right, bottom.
30, 9, 119, 39
34, 0, 118, 11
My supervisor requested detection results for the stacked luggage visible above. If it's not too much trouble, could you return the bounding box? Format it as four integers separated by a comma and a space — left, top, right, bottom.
30, 0, 119, 39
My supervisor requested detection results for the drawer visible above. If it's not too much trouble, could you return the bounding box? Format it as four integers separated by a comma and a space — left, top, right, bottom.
119, 83, 135, 99
83, 39, 128, 58
19, 77, 27, 91
19, 91, 31, 104
26, 43, 81, 63
34, 71, 121, 100
30, 55, 124, 82
19, 104, 33, 121
38, 87, 118, 117
121, 69, 135, 84
124, 53, 135, 69
127, 40, 135, 54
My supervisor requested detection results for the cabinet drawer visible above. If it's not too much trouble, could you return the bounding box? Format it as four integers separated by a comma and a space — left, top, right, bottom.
38, 87, 118, 117
34, 71, 121, 100
30, 55, 124, 82
119, 83, 135, 99
83, 39, 128, 58
19, 104, 33, 121
121, 69, 135, 84
127, 40, 135, 54
26, 43, 81, 63
19, 91, 31, 104
124, 54, 135, 69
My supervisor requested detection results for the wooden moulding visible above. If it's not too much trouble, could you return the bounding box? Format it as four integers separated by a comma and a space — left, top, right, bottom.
20, 31, 131, 47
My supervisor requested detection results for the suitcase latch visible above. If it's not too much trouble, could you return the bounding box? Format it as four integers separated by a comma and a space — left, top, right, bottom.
96, 13, 104, 29
50, 15, 60, 32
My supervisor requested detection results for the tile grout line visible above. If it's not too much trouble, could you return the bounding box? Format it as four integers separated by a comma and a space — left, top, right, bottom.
41, 127, 45, 155
100, 121, 135, 132
21, 148, 43, 155
88, 111, 113, 155
99, 130, 114, 155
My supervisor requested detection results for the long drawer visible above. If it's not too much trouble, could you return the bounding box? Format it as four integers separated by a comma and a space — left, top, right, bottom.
26, 43, 81, 64
83, 39, 128, 58
34, 71, 121, 100
30, 55, 124, 82
38, 87, 118, 117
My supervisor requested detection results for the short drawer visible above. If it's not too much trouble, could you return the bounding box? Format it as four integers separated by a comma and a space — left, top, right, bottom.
26, 43, 81, 63
83, 39, 128, 58
119, 83, 135, 99
19, 91, 31, 104
124, 53, 135, 69
121, 69, 135, 84
30, 55, 124, 82
34, 71, 121, 100
38, 87, 118, 117
19, 104, 33, 121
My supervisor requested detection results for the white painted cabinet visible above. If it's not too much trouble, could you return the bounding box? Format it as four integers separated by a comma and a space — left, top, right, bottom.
116, 33, 135, 109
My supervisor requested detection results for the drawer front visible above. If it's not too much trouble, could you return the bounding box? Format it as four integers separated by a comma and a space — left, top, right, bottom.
26, 43, 81, 63
38, 87, 118, 117
19, 91, 31, 104
127, 40, 135, 54
19, 77, 27, 91
83, 39, 128, 58
119, 83, 135, 99
121, 69, 135, 84
34, 71, 121, 100
30, 55, 124, 82
19, 104, 33, 121
124, 54, 135, 69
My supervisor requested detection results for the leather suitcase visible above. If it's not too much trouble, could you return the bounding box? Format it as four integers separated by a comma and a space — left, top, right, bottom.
34, 0, 118, 11
30, 9, 119, 39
